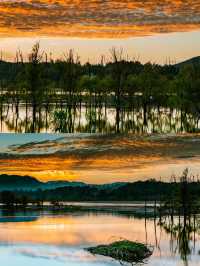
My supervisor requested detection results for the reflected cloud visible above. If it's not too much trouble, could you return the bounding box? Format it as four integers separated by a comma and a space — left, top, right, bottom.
0, 214, 158, 246
0, 1, 200, 38
14, 246, 97, 263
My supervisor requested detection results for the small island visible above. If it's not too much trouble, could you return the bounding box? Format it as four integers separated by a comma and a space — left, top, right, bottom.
86, 240, 153, 264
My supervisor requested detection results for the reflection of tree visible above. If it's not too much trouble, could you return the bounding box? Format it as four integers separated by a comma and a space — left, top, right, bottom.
1, 103, 199, 133
159, 214, 200, 266
158, 169, 200, 265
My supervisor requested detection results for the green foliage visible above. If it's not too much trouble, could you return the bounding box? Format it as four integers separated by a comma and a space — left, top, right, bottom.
53, 110, 68, 132
86, 240, 152, 263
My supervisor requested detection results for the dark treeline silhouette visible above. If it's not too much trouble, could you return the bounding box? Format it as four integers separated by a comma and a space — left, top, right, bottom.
1, 173, 200, 204
1, 43, 200, 133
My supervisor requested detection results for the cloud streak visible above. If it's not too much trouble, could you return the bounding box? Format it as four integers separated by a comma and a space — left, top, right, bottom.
0, 134, 200, 183
0, 1, 200, 38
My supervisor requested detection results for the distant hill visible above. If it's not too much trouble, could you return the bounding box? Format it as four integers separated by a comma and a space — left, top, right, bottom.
0, 175, 40, 191
1, 175, 200, 202
0, 174, 126, 191
28, 180, 200, 201
0, 174, 86, 191
43, 180, 86, 189
175, 56, 200, 68
9, 179, 199, 202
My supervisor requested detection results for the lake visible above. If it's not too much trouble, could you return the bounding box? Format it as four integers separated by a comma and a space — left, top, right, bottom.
0, 208, 199, 266
0, 103, 199, 133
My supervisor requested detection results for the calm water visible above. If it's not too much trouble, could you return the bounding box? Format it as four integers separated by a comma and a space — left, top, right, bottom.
0, 209, 199, 266
0, 103, 199, 133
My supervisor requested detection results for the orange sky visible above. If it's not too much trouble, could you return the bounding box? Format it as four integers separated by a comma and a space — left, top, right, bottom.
0, 1, 200, 38
1, 154, 200, 184
1, 134, 200, 184
0, 1, 200, 63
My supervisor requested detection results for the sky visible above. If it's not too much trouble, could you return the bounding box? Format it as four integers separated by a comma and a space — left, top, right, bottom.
0, 134, 200, 184
0, 0, 200, 63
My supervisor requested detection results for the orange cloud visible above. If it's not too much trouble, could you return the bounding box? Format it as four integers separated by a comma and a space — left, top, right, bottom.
0, 1, 200, 38
1, 134, 200, 183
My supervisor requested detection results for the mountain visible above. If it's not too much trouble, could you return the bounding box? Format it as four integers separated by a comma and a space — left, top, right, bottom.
0, 174, 86, 191
0, 174, 41, 190
95, 182, 127, 190
175, 56, 200, 68
14, 179, 199, 202
25, 180, 200, 202
43, 180, 86, 189
0, 174, 127, 192
2, 175, 200, 202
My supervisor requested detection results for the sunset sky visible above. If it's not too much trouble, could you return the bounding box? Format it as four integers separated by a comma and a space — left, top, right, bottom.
0, 0, 200, 63
0, 134, 200, 184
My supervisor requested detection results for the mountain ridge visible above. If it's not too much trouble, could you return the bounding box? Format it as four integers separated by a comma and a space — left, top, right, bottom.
0, 174, 86, 191
175, 56, 200, 68
0, 174, 127, 191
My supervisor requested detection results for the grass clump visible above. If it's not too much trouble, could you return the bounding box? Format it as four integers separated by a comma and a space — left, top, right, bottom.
86, 240, 153, 264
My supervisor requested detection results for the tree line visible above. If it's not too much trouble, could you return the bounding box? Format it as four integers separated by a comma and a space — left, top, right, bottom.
1, 175, 200, 204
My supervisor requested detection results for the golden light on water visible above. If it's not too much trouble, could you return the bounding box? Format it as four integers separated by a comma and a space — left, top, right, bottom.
0, 215, 162, 246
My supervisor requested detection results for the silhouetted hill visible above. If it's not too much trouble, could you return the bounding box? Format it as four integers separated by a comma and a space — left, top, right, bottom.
34, 180, 200, 201
1, 176, 200, 202
35, 180, 170, 201
0, 174, 40, 190
0, 174, 86, 191
0, 174, 127, 192
175, 56, 200, 68
44, 180, 86, 189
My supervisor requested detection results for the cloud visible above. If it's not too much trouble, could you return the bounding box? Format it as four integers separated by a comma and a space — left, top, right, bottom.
0, 1, 200, 38
0, 134, 199, 184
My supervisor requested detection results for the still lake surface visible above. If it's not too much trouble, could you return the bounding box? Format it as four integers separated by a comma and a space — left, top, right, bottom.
0, 103, 199, 133
0, 207, 199, 266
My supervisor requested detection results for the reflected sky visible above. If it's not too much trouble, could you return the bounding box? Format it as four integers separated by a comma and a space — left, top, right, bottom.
0, 214, 146, 246
0, 134, 200, 183
0, 212, 200, 266
0, 1, 200, 63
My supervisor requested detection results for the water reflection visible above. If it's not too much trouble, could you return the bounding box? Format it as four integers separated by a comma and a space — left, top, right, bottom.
0, 209, 200, 266
0, 104, 199, 133
159, 215, 200, 266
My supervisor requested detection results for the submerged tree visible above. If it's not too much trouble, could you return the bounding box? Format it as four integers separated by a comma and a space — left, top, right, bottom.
109, 48, 127, 133
1, 44, 200, 133
25, 42, 44, 132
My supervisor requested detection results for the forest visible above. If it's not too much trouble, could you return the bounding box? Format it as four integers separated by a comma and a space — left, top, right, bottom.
0, 172, 200, 205
0, 43, 200, 133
